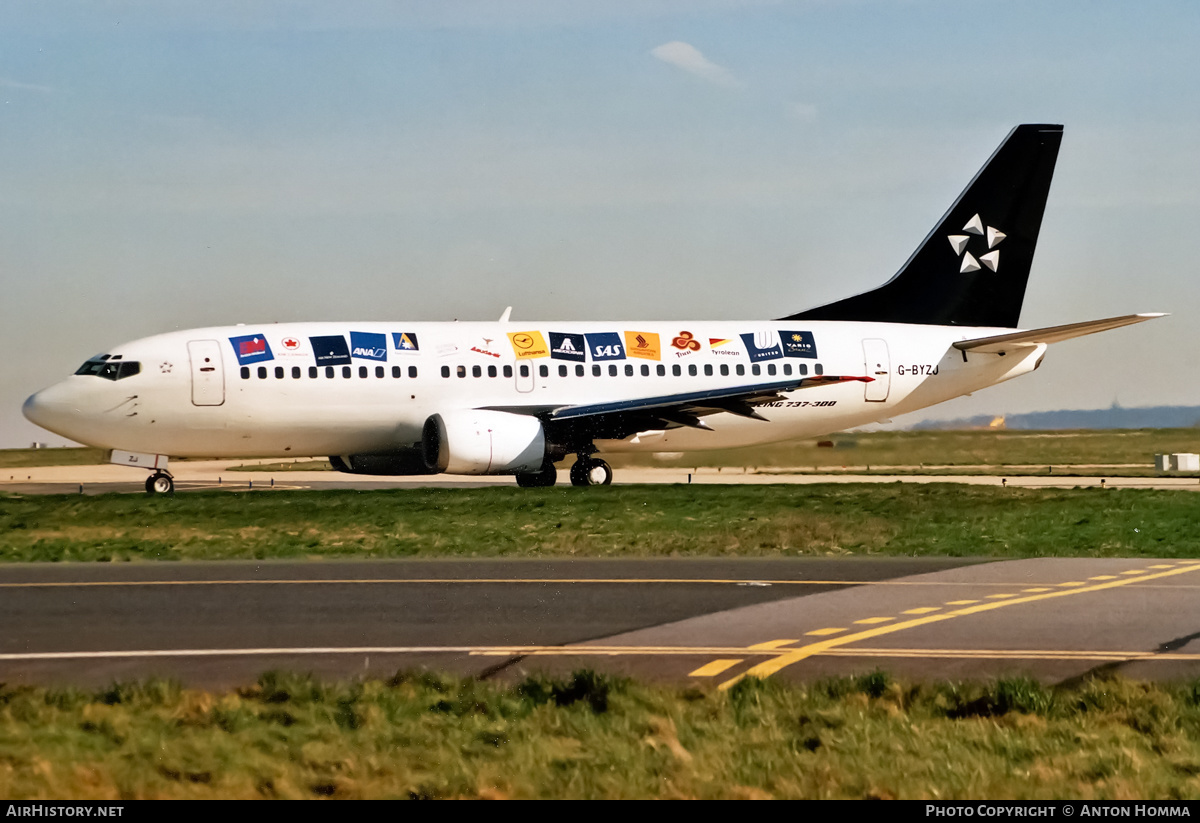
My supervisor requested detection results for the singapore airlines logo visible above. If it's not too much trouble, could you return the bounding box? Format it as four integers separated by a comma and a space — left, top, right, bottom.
948, 214, 1005, 274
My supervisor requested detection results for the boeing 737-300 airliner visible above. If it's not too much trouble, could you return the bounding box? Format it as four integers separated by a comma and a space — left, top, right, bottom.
23, 124, 1164, 492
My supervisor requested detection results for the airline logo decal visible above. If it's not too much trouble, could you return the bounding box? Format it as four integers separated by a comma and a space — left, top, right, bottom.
392, 332, 420, 353
671, 331, 701, 358
471, 337, 502, 359
585, 332, 625, 362
709, 338, 741, 357
549, 332, 586, 362
507, 331, 550, 359
780, 330, 818, 359
948, 213, 1005, 274
281, 337, 302, 351
310, 335, 351, 367
350, 331, 388, 362
229, 334, 273, 365
740, 331, 783, 362
624, 331, 661, 361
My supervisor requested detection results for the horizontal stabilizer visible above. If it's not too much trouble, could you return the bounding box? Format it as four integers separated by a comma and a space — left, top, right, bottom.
952, 313, 1166, 354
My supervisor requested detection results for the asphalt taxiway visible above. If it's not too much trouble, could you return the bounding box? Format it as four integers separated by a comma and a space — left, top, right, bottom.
4, 556, 1200, 689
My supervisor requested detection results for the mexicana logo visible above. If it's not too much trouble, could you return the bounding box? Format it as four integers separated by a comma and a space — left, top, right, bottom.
350, 331, 388, 362
229, 334, 274, 365
549, 332, 586, 362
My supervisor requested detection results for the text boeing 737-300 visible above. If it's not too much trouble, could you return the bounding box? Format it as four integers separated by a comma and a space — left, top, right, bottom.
23, 125, 1164, 493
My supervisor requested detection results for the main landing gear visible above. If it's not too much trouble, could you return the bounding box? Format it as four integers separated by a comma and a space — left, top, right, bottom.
515, 460, 558, 488
570, 456, 612, 487
145, 471, 175, 495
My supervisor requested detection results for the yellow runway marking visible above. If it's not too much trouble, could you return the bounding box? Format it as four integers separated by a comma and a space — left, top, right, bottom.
1149, 565, 1176, 569
946, 599, 980, 605
853, 617, 894, 624
1089, 575, 1118, 581
1021, 588, 1053, 593
1058, 582, 1087, 587
5, 575, 1200, 590
1122, 570, 1147, 575
902, 607, 941, 615
747, 639, 798, 650
805, 628, 846, 636
718, 563, 1200, 691
985, 593, 1019, 599
689, 659, 743, 677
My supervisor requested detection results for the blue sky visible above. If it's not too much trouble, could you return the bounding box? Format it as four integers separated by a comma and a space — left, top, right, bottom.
3, 1, 1198, 446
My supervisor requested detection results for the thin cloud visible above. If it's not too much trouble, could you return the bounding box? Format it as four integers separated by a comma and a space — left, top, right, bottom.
650, 41, 740, 88
0, 77, 54, 93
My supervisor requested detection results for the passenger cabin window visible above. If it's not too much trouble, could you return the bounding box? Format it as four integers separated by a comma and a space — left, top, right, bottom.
519, 364, 529, 378
539, 365, 549, 378
592, 365, 601, 377
625, 364, 634, 377
326, 367, 335, 378
672, 365, 681, 377
392, 366, 402, 378
575, 365, 584, 377
783, 364, 792, 376
736, 365, 745, 376
688, 364, 697, 376
503, 366, 512, 378
641, 365, 649, 377
473, 365, 482, 378
608, 365, 617, 377
257, 366, 268, 379
275, 367, 284, 379
359, 366, 368, 378
657, 365, 665, 376
720, 364, 729, 376
488, 365, 497, 378
767, 364, 776, 376
558, 365, 568, 377
376, 366, 385, 378
410, 366, 418, 378
309, 367, 318, 379
815, 363, 824, 375
240, 366, 250, 380
799, 364, 808, 375
441, 366, 450, 378
292, 367, 301, 379
457, 365, 466, 378
752, 364, 761, 376
704, 364, 713, 376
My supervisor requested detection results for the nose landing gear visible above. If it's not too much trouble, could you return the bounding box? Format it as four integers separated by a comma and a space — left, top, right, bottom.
145, 472, 174, 495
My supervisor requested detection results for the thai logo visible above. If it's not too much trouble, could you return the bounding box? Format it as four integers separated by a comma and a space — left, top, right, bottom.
672, 331, 701, 352
948, 214, 1005, 274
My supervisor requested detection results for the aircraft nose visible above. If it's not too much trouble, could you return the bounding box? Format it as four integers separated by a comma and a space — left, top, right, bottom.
23, 383, 81, 438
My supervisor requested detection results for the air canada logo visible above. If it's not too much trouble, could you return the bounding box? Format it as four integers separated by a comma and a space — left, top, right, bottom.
948, 213, 1005, 274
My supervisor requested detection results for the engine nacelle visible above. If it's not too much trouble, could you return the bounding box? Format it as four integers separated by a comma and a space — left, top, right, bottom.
329, 449, 429, 476
422, 410, 546, 475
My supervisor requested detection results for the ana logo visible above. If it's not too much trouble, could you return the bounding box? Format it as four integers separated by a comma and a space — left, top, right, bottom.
281, 337, 300, 350
672, 331, 701, 352
948, 213, 1005, 274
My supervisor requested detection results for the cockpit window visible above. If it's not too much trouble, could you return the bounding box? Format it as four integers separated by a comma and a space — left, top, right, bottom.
75, 357, 140, 381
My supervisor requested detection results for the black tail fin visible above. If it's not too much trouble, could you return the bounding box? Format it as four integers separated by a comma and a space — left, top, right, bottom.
782, 124, 1063, 328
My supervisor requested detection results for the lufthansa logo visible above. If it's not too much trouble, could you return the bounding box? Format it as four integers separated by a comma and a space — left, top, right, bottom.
513, 334, 535, 350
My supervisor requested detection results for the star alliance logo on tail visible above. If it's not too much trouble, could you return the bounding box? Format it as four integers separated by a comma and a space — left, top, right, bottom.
948, 213, 1005, 274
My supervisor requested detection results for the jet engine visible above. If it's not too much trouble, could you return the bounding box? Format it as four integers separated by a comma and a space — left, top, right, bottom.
329, 449, 428, 475
422, 410, 546, 475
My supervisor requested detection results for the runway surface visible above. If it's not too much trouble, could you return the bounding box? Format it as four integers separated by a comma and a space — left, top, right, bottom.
4, 458, 1200, 493
5, 556, 1200, 689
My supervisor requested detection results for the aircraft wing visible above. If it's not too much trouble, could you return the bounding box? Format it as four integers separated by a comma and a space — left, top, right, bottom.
486, 374, 872, 435
953, 313, 1166, 354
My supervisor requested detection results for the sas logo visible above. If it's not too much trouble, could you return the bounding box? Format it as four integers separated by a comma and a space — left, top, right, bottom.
350, 331, 388, 362
585, 332, 624, 361
624, 331, 661, 361
310, 335, 351, 367
229, 334, 273, 365
780, 330, 818, 359
948, 213, 1005, 274
392, 332, 420, 353
739, 331, 783, 362
549, 332, 586, 362
507, 331, 549, 359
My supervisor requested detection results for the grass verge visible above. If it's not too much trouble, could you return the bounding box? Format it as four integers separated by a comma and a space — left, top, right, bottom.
4, 670, 1200, 799
3, 485, 1200, 562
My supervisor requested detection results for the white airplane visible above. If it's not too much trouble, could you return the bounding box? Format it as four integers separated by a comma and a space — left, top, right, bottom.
23, 124, 1163, 493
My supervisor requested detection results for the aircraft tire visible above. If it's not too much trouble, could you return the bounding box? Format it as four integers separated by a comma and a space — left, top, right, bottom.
146, 473, 174, 495
571, 457, 612, 487
516, 461, 557, 488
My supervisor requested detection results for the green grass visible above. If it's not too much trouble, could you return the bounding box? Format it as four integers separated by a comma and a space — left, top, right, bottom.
0, 448, 107, 470
3, 485, 1200, 562
5, 670, 1200, 799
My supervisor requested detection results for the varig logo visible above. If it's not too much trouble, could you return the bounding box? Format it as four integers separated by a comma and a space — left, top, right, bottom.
948, 213, 1005, 274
